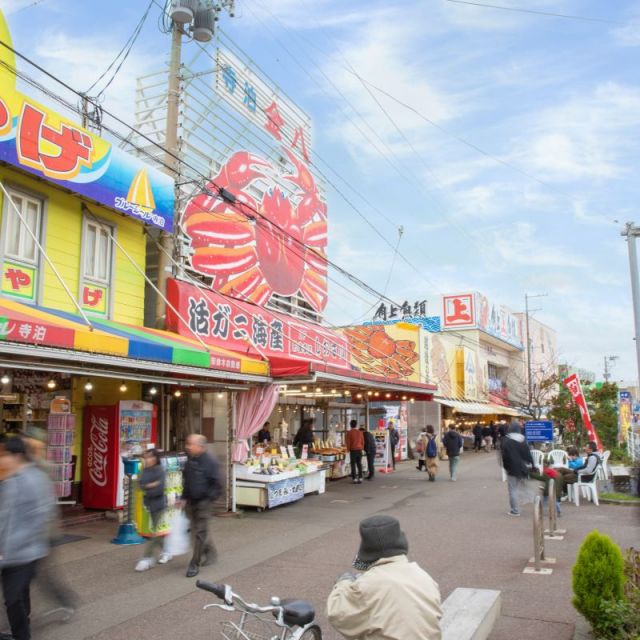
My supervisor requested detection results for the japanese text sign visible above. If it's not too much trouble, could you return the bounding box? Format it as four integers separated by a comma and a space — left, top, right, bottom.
266, 476, 304, 508
0, 11, 174, 230
373, 299, 427, 322
166, 279, 349, 369
2, 261, 36, 301
563, 373, 603, 450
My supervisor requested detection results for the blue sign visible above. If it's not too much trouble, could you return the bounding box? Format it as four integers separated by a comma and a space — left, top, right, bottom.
266, 476, 304, 508
525, 420, 554, 442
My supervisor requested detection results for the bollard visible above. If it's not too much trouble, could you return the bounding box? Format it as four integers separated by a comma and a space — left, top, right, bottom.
523, 490, 554, 574
544, 479, 567, 539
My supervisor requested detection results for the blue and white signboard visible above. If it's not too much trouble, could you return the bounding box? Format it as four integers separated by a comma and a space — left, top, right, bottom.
266, 477, 304, 508
525, 420, 554, 442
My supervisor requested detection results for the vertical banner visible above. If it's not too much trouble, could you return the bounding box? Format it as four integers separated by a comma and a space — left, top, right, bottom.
618, 391, 632, 444
563, 374, 603, 450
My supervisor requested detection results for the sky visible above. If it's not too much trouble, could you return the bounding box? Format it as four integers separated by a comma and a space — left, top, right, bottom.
4, 0, 640, 384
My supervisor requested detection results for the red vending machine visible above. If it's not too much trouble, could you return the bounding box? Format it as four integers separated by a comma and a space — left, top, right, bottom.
82, 400, 158, 509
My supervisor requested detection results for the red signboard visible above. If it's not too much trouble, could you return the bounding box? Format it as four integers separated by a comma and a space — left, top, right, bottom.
0, 313, 75, 349
563, 373, 603, 451
166, 279, 349, 369
442, 293, 475, 328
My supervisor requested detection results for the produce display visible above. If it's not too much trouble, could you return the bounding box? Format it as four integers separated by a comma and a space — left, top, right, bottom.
242, 454, 323, 477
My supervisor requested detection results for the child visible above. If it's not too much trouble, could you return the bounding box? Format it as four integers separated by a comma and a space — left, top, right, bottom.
136, 449, 171, 571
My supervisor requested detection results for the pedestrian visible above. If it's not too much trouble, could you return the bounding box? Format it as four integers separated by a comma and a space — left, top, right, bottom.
360, 427, 377, 481
135, 448, 171, 571
293, 418, 314, 454
23, 427, 77, 622
425, 425, 439, 482
501, 421, 534, 516
387, 422, 400, 470
489, 421, 498, 449
442, 425, 463, 481
180, 434, 222, 578
473, 421, 483, 451
327, 515, 442, 639
255, 421, 271, 444
481, 424, 492, 452
497, 421, 507, 448
415, 427, 428, 471
0, 435, 54, 640
346, 420, 364, 484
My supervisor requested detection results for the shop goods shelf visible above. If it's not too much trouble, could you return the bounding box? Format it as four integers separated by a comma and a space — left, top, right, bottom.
47, 430, 74, 446
53, 481, 72, 498
48, 413, 75, 430
47, 448, 73, 463
51, 464, 73, 481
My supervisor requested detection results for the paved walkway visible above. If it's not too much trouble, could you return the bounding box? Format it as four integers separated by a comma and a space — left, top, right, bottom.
3, 452, 638, 639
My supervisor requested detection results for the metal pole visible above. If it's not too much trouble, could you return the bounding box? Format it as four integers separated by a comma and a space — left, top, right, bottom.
525, 294, 532, 408
603, 356, 609, 382
622, 223, 640, 390
155, 21, 182, 329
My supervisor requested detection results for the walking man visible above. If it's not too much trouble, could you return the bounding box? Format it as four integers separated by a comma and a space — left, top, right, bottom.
442, 424, 463, 481
501, 421, 534, 516
346, 420, 364, 484
388, 422, 400, 470
473, 421, 483, 451
360, 426, 377, 480
0, 435, 54, 640
181, 434, 222, 577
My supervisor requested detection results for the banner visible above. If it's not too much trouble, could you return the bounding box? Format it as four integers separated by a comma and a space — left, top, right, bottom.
0, 10, 174, 230
563, 374, 602, 450
618, 391, 632, 444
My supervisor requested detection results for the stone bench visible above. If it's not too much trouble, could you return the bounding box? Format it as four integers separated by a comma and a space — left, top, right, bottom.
441, 588, 502, 640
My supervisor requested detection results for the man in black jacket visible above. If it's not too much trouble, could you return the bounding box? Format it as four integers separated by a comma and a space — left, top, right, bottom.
360, 426, 377, 480
442, 425, 463, 481
181, 434, 222, 578
501, 421, 534, 516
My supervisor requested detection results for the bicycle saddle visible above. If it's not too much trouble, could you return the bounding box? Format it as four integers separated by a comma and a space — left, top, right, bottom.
279, 599, 315, 626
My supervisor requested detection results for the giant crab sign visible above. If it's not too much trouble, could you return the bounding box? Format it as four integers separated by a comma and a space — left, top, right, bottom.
182, 148, 328, 313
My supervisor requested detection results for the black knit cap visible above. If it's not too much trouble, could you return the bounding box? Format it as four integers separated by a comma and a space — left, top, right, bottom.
356, 515, 408, 564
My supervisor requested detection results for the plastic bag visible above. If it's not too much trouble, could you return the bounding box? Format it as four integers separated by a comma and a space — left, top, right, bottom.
164, 510, 191, 557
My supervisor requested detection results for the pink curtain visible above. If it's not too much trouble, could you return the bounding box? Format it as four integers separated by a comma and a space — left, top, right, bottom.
232, 384, 280, 463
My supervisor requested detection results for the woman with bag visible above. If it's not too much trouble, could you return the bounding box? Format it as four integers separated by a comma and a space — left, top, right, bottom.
425, 425, 439, 482
135, 449, 171, 571
415, 428, 427, 471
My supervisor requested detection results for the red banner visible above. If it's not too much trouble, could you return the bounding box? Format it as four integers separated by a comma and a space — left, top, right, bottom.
563, 373, 603, 450
166, 279, 349, 370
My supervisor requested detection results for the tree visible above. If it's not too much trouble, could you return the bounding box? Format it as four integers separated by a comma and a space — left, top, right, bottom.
507, 358, 559, 420
589, 382, 619, 451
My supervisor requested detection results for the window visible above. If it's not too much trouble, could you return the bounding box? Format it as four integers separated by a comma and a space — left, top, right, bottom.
82, 219, 112, 284
3, 190, 42, 264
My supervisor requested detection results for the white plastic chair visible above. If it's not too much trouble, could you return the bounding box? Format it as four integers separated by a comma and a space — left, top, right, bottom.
530, 449, 544, 474
568, 469, 600, 506
596, 450, 610, 481
548, 449, 568, 468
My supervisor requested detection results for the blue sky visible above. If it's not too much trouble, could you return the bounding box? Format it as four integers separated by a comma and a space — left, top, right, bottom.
5, 0, 640, 383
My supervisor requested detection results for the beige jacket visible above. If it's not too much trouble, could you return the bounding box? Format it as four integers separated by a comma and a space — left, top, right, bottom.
327, 555, 442, 640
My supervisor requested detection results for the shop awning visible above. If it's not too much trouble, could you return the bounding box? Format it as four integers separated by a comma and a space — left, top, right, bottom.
0, 298, 269, 380
436, 398, 524, 417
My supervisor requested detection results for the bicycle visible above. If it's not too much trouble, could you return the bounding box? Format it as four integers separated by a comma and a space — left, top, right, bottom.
197, 580, 322, 640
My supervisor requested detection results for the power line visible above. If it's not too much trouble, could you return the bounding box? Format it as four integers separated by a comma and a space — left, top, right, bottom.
444, 0, 636, 25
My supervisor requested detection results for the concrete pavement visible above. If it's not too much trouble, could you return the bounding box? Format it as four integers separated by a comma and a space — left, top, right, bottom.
3, 451, 638, 639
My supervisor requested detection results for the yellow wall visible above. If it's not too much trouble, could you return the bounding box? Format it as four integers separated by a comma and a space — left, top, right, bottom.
0, 167, 146, 324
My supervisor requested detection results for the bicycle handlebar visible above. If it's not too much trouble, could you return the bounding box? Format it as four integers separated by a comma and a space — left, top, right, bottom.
197, 581, 283, 616
196, 580, 227, 601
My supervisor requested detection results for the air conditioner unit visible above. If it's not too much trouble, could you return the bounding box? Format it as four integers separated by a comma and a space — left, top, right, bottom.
193, 7, 215, 42
170, 0, 197, 25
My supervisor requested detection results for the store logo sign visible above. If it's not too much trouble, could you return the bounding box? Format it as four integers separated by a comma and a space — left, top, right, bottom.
88, 415, 109, 487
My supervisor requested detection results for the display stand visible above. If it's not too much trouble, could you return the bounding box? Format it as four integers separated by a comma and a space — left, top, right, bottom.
47, 413, 75, 502
112, 458, 145, 545
374, 432, 393, 473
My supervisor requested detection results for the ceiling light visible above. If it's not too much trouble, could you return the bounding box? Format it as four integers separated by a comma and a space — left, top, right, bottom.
119, 382, 128, 393
217, 392, 224, 398
367, 391, 373, 396
84, 380, 94, 392
316, 387, 322, 393
344, 390, 351, 395
0, 374, 9, 385
385, 393, 391, 398
410, 398, 415, 403
174, 389, 182, 398
331, 389, 337, 394
149, 386, 158, 396
47, 379, 56, 390
374, 392, 380, 397
356, 393, 363, 399
401, 395, 407, 401
301, 385, 307, 391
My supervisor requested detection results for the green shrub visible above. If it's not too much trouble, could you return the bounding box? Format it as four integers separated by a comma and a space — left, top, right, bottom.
573, 530, 626, 628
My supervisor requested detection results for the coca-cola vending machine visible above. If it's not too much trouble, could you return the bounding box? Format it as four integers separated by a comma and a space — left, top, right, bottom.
82, 400, 157, 509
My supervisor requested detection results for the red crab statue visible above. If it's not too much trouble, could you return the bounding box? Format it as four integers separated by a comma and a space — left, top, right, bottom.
182, 149, 328, 312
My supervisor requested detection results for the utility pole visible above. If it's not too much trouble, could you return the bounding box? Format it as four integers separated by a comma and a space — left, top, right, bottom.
622, 222, 640, 389
603, 355, 619, 383
524, 293, 547, 409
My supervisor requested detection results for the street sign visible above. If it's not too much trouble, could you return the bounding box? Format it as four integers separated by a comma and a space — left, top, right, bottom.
525, 421, 554, 442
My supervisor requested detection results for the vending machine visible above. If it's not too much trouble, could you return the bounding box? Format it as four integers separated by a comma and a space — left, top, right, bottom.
82, 400, 157, 509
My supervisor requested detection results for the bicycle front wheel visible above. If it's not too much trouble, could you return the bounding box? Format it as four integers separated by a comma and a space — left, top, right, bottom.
296, 625, 322, 640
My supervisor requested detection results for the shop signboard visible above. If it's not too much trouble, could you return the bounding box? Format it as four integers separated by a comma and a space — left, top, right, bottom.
563, 373, 603, 450
0, 313, 75, 348
524, 421, 554, 442
372, 299, 428, 322
0, 11, 174, 230
1, 260, 36, 301
618, 391, 632, 443
441, 292, 523, 349
81, 283, 109, 316
166, 278, 349, 369
266, 476, 304, 508
463, 347, 478, 400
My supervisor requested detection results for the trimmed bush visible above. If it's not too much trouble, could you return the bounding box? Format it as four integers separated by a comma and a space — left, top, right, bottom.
573, 530, 626, 629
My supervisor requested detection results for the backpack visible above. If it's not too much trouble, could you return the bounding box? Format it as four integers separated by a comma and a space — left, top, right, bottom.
415, 437, 425, 454
427, 436, 437, 458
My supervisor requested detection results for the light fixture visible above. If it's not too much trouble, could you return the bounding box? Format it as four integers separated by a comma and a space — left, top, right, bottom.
217, 392, 224, 399
315, 387, 322, 393
301, 385, 307, 391
385, 393, 391, 399
367, 391, 373, 396
374, 392, 380, 397
174, 389, 182, 398
47, 379, 56, 390
401, 395, 407, 401
119, 382, 128, 393
356, 393, 363, 399
410, 398, 415, 403
331, 389, 337, 394
0, 374, 9, 385
84, 380, 94, 392
344, 390, 351, 395
149, 386, 158, 396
